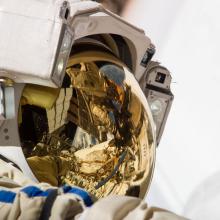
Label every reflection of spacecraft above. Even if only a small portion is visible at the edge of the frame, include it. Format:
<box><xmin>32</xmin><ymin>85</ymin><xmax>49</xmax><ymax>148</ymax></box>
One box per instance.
<box><xmin>0</xmin><ymin>0</ymin><xmax>173</xmax><ymax>199</ymax></box>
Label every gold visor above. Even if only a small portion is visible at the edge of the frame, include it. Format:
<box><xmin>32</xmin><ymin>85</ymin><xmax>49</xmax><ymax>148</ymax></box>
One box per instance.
<box><xmin>18</xmin><ymin>52</ymin><xmax>155</xmax><ymax>199</ymax></box>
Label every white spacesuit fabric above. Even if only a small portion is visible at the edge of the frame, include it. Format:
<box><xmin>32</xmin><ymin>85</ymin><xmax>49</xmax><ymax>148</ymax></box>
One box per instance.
<box><xmin>0</xmin><ymin>158</ymin><xmax>188</xmax><ymax>220</ymax></box>
<box><xmin>0</xmin><ymin>158</ymin><xmax>91</xmax><ymax>220</ymax></box>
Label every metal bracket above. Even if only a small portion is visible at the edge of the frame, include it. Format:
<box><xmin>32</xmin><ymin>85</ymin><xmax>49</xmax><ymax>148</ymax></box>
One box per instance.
<box><xmin>60</xmin><ymin>1</ymin><xmax>70</xmax><ymax>20</ymax></box>
<box><xmin>140</xmin><ymin>45</ymin><xmax>155</xmax><ymax>68</ymax></box>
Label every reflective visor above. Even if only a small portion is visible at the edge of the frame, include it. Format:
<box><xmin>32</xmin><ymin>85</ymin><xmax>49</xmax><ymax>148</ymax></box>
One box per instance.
<box><xmin>18</xmin><ymin>54</ymin><xmax>156</xmax><ymax>199</ymax></box>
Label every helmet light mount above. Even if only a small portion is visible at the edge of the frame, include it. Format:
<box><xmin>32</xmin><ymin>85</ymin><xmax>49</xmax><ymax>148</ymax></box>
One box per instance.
<box><xmin>139</xmin><ymin>61</ymin><xmax>174</xmax><ymax>145</ymax></box>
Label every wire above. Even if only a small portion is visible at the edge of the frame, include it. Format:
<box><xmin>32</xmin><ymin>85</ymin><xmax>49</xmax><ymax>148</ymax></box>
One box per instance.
<box><xmin>95</xmin><ymin>150</ymin><xmax>127</xmax><ymax>189</ymax></box>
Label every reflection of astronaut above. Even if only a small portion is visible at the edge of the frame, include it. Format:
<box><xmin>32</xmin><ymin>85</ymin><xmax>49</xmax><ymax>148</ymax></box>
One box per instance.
<box><xmin>14</xmin><ymin>56</ymin><xmax>154</xmax><ymax>199</ymax></box>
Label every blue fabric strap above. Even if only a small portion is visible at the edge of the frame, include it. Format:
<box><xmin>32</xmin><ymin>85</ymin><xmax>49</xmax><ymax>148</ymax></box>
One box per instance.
<box><xmin>63</xmin><ymin>185</ymin><xmax>93</xmax><ymax>207</ymax></box>
<box><xmin>0</xmin><ymin>190</ymin><xmax>16</xmax><ymax>203</ymax></box>
<box><xmin>21</xmin><ymin>186</ymin><xmax>50</xmax><ymax>197</ymax></box>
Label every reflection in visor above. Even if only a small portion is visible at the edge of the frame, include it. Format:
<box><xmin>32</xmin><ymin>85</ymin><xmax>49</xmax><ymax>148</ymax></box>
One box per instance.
<box><xmin>18</xmin><ymin>59</ymin><xmax>155</xmax><ymax>198</ymax></box>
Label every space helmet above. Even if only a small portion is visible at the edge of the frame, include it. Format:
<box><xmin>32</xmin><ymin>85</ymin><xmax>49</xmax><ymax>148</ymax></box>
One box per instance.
<box><xmin>0</xmin><ymin>0</ymin><xmax>156</xmax><ymax>199</ymax></box>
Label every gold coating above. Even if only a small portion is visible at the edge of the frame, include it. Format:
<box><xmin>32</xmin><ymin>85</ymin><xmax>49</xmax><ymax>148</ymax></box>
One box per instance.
<box><xmin>19</xmin><ymin>55</ymin><xmax>155</xmax><ymax>199</ymax></box>
<box><xmin>21</xmin><ymin>84</ymin><xmax>60</xmax><ymax>109</ymax></box>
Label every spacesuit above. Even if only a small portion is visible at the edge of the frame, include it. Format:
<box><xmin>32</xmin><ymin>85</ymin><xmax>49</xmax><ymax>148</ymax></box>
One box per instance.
<box><xmin>0</xmin><ymin>0</ymin><xmax>182</xmax><ymax>219</ymax></box>
<box><xmin>0</xmin><ymin>158</ymin><xmax>187</xmax><ymax>220</ymax></box>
